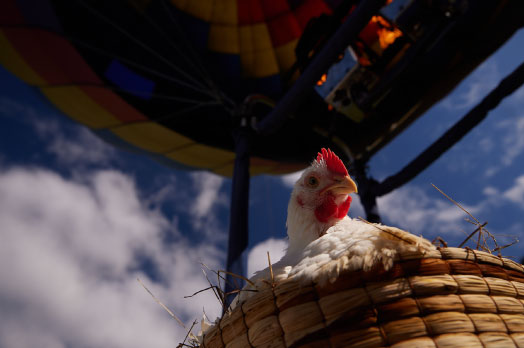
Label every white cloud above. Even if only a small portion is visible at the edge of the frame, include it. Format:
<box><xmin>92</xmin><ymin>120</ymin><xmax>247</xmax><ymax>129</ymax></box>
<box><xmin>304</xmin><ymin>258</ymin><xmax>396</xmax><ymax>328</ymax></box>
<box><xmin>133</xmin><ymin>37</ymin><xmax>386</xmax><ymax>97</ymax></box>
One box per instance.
<box><xmin>372</xmin><ymin>177</ymin><xmax>524</xmax><ymax>253</ymax></box>
<box><xmin>484</xmin><ymin>167</ymin><xmax>499</xmax><ymax>178</ymax></box>
<box><xmin>190</xmin><ymin>172</ymin><xmax>226</xmax><ymax>220</ymax></box>
<box><xmin>496</xmin><ymin>117</ymin><xmax>524</xmax><ymax>166</ymax></box>
<box><xmin>0</xmin><ymin>96</ymin><xmax>41</xmax><ymax>119</ymax></box>
<box><xmin>481</xmin><ymin>116</ymin><xmax>524</xmax><ymax>178</ymax></box>
<box><xmin>510</xmin><ymin>85</ymin><xmax>524</xmax><ymax>105</ymax></box>
<box><xmin>0</xmin><ymin>166</ymin><xmax>224</xmax><ymax>348</ymax></box>
<box><xmin>46</xmin><ymin>127</ymin><xmax>116</xmax><ymax>167</ymax></box>
<box><xmin>142</xmin><ymin>175</ymin><xmax>178</xmax><ymax>209</ymax></box>
<box><xmin>374</xmin><ymin>181</ymin><xmax>524</xmax><ymax>252</ymax></box>
<box><xmin>377</xmin><ymin>184</ymin><xmax>478</xmax><ymax>239</ymax></box>
<box><xmin>502</xmin><ymin>175</ymin><xmax>524</xmax><ymax>206</ymax></box>
<box><xmin>187</xmin><ymin>172</ymin><xmax>229</xmax><ymax>244</ymax></box>
<box><xmin>0</xmin><ymin>97</ymin><xmax>116</xmax><ymax>166</ymax></box>
<box><xmin>247</xmin><ymin>238</ymin><xmax>287</xmax><ymax>278</ymax></box>
<box><xmin>483</xmin><ymin>186</ymin><xmax>499</xmax><ymax>197</ymax></box>
<box><xmin>280</xmin><ymin>170</ymin><xmax>304</xmax><ymax>188</ymax></box>
<box><xmin>478</xmin><ymin>137</ymin><xmax>495</xmax><ymax>153</ymax></box>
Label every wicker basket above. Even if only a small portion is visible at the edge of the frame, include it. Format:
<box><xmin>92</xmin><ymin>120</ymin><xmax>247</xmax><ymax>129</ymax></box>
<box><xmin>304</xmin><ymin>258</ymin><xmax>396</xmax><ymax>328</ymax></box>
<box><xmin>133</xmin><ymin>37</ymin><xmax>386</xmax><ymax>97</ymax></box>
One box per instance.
<box><xmin>201</xmin><ymin>247</ymin><xmax>524</xmax><ymax>348</ymax></box>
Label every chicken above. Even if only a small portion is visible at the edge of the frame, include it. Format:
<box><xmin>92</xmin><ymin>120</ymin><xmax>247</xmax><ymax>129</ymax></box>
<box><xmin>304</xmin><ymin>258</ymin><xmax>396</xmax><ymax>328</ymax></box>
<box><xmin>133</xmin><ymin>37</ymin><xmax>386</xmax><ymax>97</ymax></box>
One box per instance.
<box><xmin>233</xmin><ymin>148</ymin><xmax>435</xmax><ymax>306</ymax></box>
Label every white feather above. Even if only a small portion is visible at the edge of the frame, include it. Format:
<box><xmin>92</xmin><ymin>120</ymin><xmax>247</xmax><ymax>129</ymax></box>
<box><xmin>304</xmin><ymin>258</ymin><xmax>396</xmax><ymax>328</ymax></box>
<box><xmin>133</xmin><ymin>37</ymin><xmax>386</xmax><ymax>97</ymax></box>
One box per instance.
<box><xmin>288</xmin><ymin>217</ymin><xmax>435</xmax><ymax>285</ymax></box>
<box><xmin>232</xmin><ymin>217</ymin><xmax>435</xmax><ymax>307</ymax></box>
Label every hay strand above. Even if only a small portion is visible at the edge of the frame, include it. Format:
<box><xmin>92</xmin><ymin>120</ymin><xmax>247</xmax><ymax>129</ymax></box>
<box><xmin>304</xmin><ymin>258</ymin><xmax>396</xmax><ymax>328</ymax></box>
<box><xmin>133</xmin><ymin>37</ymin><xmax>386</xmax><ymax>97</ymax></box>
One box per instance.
<box><xmin>137</xmin><ymin>278</ymin><xmax>185</xmax><ymax>329</ymax></box>
<box><xmin>431</xmin><ymin>184</ymin><xmax>519</xmax><ymax>255</ymax></box>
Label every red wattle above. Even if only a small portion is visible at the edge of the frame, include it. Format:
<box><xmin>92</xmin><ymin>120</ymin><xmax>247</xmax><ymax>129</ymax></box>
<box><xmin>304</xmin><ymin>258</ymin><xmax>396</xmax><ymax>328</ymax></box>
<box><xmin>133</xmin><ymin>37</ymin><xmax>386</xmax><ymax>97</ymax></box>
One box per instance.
<box><xmin>315</xmin><ymin>196</ymin><xmax>351</xmax><ymax>223</ymax></box>
<box><xmin>314</xmin><ymin>197</ymin><xmax>337</xmax><ymax>223</ymax></box>
<box><xmin>336</xmin><ymin>196</ymin><xmax>351</xmax><ymax>218</ymax></box>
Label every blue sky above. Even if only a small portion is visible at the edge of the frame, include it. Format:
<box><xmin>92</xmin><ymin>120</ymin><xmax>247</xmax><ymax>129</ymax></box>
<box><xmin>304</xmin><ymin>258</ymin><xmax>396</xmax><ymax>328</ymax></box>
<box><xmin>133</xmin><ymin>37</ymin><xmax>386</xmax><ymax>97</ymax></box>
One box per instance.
<box><xmin>1</xmin><ymin>29</ymin><xmax>524</xmax><ymax>347</ymax></box>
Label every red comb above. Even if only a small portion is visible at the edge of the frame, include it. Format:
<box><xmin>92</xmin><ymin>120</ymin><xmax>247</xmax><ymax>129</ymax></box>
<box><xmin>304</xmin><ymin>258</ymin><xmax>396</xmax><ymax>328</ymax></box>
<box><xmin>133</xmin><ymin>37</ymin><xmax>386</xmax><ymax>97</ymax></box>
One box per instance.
<box><xmin>316</xmin><ymin>148</ymin><xmax>348</xmax><ymax>176</ymax></box>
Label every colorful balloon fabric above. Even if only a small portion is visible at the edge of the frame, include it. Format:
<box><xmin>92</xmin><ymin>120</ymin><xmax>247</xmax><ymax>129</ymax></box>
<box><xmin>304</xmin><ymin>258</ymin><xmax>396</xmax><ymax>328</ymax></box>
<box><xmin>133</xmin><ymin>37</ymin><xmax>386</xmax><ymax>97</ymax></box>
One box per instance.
<box><xmin>0</xmin><ymin>0</ymin><xmax>339</xmax><ymax>175</ymax></box>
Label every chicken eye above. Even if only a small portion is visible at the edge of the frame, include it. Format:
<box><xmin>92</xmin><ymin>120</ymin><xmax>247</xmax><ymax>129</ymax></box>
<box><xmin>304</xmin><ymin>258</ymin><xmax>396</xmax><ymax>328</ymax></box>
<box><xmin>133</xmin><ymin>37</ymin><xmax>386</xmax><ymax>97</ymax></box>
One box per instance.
<box><xmin>307</xmin><ymin>176</ymin><xmax>319</xmax><ymax>188</ymax></box>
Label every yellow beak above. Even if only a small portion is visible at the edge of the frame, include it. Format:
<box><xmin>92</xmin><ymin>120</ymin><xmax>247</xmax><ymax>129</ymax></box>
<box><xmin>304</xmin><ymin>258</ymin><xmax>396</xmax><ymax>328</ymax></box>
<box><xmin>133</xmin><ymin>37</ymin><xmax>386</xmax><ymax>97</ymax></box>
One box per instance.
<box><xmin>324</xmin><ymin>175</ymin><xmax>358</xmax><ymax>195</ymax></box>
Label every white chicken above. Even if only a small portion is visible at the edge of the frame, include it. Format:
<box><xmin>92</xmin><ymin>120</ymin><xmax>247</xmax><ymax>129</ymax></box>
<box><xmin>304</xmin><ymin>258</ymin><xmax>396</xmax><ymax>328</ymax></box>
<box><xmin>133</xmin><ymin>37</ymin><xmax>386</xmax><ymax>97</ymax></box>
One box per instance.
<box><xmin>233</xmin><ymin>148</ymin><xmax>435</xmax><ymax>306</ymax></box>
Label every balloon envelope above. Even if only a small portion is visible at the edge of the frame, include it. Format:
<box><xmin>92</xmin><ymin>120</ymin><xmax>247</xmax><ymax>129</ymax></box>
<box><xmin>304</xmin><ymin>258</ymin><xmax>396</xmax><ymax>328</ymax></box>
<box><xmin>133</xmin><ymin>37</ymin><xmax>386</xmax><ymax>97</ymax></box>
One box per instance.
<box><xmin>1</xmin><ymin>0</ymin><xmax>523</xmax><ymax>175</ymax></box>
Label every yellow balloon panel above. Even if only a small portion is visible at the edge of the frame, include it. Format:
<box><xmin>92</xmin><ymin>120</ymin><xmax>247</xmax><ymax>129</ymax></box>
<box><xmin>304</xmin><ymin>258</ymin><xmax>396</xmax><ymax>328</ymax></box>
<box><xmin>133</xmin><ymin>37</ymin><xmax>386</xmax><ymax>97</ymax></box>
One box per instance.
<box><xmin>212</xmin><ymin>163</ymin><xmax>234</xmax><ymax>176</ymax></box>
<box><xmin>267</xmin><ymin>163</ymin><xmax>306</xmax><ymax>175</ymax></box>
<box><xmin>111</xmin><ymin>122</ymin><xmax>193</xmax><ymax>153</ymax></box>
<box><xmin>0</xmin><ymin>31</ymin><xmax>45</xmax><ymax>85</ymax></box>
<box><xmin>252</xmin><ymin>48</ymin><xmax>279</xmax><ymax>78</ymax></box>
<box><xmin>274</xmin><ymin>39</ymin><xmax>298</xmax><ymax>73</ymax></box>
<box><xmin>169</xmin><ymin>0</ymin><xmax>188</xmax><ymax>10</ymax></box>
<box><xmin>208</xmin><ymin>24</ymin><xmax>240</xmax><ymax>54</ymax></box>
<box><xmin>250</xmin><ymin>157</ymin><xmax>280</xmax><ymax>175</ymax></box>
<box><xmin>239</xmin><ymin>26</ymin><xmax>255</xmax><ymax>77</ymax></box>
<box><xmin>167</xmin><ymin>143</ymin><xmax>236</xmax><ymax>169</ymax></box>
<box><xmin>239</xmin><ymin>23</ymin><xmax>279</xmax><ymax>77</ymax></box>
<box><xmin>211</xmin><ymin>0</ymin><xmax>237</xmax><ymax>25</ymax></box>
<box><xmin>250</xmin><ymin>23</ymin><xmax>273</xmax><ymax>50</ymax></box>
<box><xmin>41</xmin><ymin>86</ymin><xmax>121</xmax><ymax>128</ymax></box>
<box><xmin>211</xmin><ymin>157</ymin><xmax>302</xmax><ymax>177</ymax></box>
<box><xmin>180</xmin><ymin>0</ymin><xmax>214</xmax><ymax>22</ymax></box>
<box><xmin>239</xmin><ymin>25</ymin><xmax>254</xmax><ymax>53</ymax></box>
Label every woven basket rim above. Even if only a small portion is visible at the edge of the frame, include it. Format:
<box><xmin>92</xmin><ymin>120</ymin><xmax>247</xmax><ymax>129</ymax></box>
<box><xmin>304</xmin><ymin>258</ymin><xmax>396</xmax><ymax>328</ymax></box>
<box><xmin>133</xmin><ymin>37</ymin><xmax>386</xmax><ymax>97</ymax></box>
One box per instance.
<box><xmin>202</xmin><ymin>247</ymin><xmax>524</xmax><ymax>348</ymax></box>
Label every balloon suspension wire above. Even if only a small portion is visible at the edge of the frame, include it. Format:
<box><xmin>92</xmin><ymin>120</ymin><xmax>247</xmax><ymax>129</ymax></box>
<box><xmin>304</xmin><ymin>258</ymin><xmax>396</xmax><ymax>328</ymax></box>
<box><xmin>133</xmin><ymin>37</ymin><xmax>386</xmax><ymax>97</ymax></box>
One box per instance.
<box><xmin>153</xmin><ymin>102</ymin><xmax>224</xmax><ymax>122</ymax></box>
<box><xmin>156</xmin><ymin>0</ymin><xmax>215</xmax><ymax>85</ymax></box>
<box><xmin>157</xmin><ymin>0</ymin><xmax>237</xmax><ymax>112</ymax></box>
<box><xmin>136</xmin><ymin>2</ymin><xmax>212</xmax><ymax>84</ymax></box>
<box><xmin>36</xmin><ymin>76</ymin><xmax>221</xmax><ymax>106</ymax></box>
<box><xmin>70</xmin><ymin>38</ymin><xmax>216</xmax><ymax>102</ymax></box>
<box><xmin>74</xmin><ymin>0</ymin><xmax>220</xmax><ymax>102</ymax></box>
<box><xmin>100</xmin><ymin>84</ymin><xmax>222</xmax><ymax>104</ymax></box>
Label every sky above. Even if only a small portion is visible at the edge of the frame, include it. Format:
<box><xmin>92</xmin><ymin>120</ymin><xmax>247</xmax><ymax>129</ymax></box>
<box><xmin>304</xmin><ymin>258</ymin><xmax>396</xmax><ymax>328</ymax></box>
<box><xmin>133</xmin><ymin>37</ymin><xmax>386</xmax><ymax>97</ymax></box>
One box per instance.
<box><xmin>1</xmin><ymin>27</ymin><xmax>524</xmax><ymax>348</ymax></box>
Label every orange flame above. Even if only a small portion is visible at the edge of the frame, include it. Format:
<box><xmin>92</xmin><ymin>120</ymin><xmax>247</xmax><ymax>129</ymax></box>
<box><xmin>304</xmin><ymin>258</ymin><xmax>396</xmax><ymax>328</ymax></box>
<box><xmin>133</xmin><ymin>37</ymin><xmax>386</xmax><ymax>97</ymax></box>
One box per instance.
<box><xmin>317</xmin><ymin>73</ymin><xmax>327</xmax><ymax>86</ymax></box>
<box><xmin>370</xmin><ymin>15</ymin><xmax>402</xmax><ymax>50</ymax></box>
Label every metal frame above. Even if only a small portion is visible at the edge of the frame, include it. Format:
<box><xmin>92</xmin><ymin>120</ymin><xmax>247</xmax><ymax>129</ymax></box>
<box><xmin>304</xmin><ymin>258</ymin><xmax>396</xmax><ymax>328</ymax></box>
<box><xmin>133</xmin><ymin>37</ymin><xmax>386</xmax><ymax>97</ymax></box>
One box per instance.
<box><xmin>224</xmin><ymin>0</ymin><xmax>524</xmax><ymax>305</ymax></box>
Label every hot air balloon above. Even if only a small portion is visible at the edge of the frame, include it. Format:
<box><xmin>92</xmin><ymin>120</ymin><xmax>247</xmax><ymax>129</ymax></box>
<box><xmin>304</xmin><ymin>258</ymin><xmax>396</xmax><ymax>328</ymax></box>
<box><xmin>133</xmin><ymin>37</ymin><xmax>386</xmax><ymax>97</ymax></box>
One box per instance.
<box><xmin>2</xmin><ymin>0</ymin><xmax>524</xmax><ymax>292</ymax></box>
<box><xmin>2</xmin><ymin>0</ymin><xmax>520</xmax><ymax>172</ymax></box>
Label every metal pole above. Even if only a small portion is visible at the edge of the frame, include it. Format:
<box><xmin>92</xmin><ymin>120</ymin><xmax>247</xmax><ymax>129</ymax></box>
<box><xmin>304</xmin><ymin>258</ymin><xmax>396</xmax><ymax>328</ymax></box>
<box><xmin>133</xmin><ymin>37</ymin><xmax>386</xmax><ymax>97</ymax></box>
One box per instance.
<box><xmin>224</xmin><ymin>126</ymin><xmax>250</xmax><ymax>309</ymax></box>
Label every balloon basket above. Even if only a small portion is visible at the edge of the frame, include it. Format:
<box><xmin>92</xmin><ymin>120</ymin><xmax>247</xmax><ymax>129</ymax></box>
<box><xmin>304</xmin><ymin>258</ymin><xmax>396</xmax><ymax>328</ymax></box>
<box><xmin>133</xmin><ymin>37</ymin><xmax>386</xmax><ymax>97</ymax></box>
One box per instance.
<box><xmin>200</xmin><ymin>248</ymin><xmax>524</xmax><ymax>348</ymax></box>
